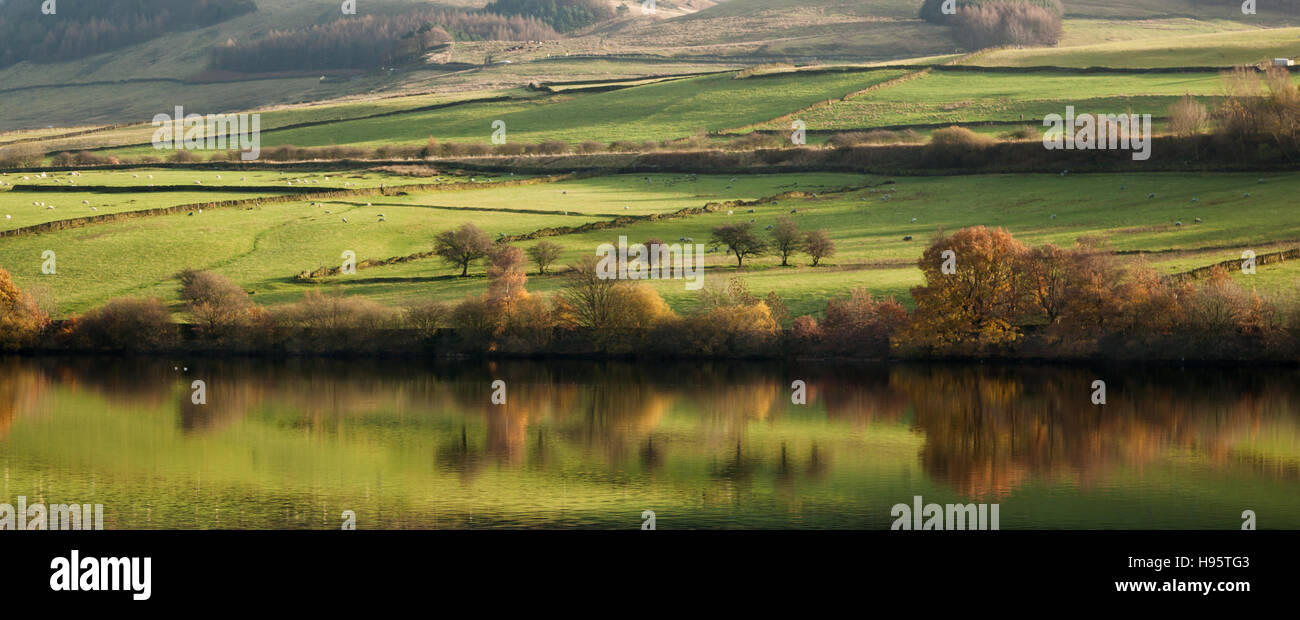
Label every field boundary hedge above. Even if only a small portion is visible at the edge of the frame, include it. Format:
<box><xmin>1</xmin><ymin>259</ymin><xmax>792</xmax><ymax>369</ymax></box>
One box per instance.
<box><xmin>1170</xmin><ymin>247</ymin><xmax>1300</xmax><ymax>282</ymax></box>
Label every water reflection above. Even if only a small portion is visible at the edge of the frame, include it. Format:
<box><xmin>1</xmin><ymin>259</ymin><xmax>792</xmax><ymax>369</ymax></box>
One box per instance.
<box><xmin>0</xmin><ymin>356</ymin><xmax>1297</xmax><ymax>529</ymax></box>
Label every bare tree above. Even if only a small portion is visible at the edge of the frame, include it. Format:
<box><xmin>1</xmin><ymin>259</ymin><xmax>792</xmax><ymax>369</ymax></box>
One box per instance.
<box><xmin>804</xmin><ymin>229</ymin><xmax>836</xmax><ymax>266</ymax></box>
<box><xmin>711</xmin><ymin>222</ymin><xmax>767</xmax><ymax>269</ymax></box>
<box><xmin>434</xmin><ymin>223</ymin><xmax>493</xmax><ymax>277</ymax></box>
<box><xmin>526</xmin><ymin>240</ymin><xmax>563</xmax><ymax>275</ymax></box>
<box><xmin>770</xmin><ymin>217</ymin><xmax>802</xmax><ymax>266</ymax></box>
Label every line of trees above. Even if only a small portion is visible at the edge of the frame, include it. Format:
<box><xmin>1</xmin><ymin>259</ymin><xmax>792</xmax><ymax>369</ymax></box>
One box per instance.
<box><xmin>208</xmin><ymin>9</ymin><xmax>558</xmax><ymax>73</ymax></box>
<box><xmin>0</xmin><ymin>0</ymin><xmax>256</xmax><ymax>69</ymax></box>
<box><xmin>2</xmin><ymin>220</ymin><xmax>1298</xmax><ymax>361</ymax></box>
<box><xmin>481</xmin><ymin>0</ymin><xmax>615</xmax><ymax>33</ymax></box>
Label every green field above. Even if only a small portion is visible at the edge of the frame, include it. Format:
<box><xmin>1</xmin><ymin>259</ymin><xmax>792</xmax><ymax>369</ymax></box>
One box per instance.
<box><xmin>780</xmin><ymin>70</ymin><xmax>1266</xmax><ymax>130</ymax></box>
<box><xmin>2</xmin><ymin>169</ymin><xmax>1293</xmax><ymax>320</ymax></box>
<box><xmin>973</xmin><ymin>27</ymin><xmax>1300</xmax><ymax>69</ymax></box>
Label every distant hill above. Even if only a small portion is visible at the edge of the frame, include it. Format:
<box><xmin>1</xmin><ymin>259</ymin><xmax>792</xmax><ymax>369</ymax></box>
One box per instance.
<box><xmin>0</xmin><ymin>0</ymin><xmax>257</xmax><ymax>69</ymax></box>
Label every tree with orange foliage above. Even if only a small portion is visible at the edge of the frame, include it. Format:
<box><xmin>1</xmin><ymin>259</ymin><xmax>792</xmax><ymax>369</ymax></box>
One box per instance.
<box><xmin>821</xmin><ymin>287</ymin><xmax>907</xmax><ymax>357</ymax></box>
<box><xmin>901</xmin><ymin>226</ymin><xmax>1027</xmax><ymax>356</ymax></box>
<box><xmin>0</xmin><ymin>267</ymin><xmax>50</xmax><ymax>350</ymax></box>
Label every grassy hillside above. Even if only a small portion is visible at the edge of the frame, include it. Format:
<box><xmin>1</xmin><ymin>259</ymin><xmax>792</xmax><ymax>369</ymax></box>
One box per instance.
<box><xmin>2</xmin><ymin>169</ymin><xmax>1292</xmax><ymax>320</ymax></box>
<box><xmin>7</xmin><ymin>0</ymin><xmax>1294</xmax><ymax>134</ymax></box>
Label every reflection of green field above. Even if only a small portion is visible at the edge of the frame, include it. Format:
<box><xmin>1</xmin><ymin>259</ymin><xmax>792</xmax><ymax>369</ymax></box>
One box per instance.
<box><xmin>2</xmin><ymin>361</ymin><xmax>1298</xmax><ymax>529</ymax></box>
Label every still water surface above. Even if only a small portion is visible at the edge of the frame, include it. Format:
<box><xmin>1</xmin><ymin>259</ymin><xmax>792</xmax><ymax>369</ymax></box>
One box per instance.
<box><xmin>1</xmin><ymin>356</ymin><xmax>1297</xmax><ymax>529</ymax></box>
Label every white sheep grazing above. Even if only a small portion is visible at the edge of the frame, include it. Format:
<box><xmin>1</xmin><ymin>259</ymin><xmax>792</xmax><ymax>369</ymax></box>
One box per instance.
<box><xmin>4</xmin><ymin>215</ymin><xmax>10</xmax><ymax>220</ymax></box>
<box><xmin>91</xmin><ymin>207</ymin><xmax>97</xmax><ymax>211</ymax></box>
<box><xmin>82</xmin><ymin>200</ymin><xmax>90</xmax><ymax>205</ymax></box>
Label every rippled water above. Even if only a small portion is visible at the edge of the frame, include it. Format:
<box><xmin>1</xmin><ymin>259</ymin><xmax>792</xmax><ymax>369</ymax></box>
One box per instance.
<box><xmin>1</xmin><ymin>356</ymin><xmax>1297</xmax><ymax>529</ymax></box>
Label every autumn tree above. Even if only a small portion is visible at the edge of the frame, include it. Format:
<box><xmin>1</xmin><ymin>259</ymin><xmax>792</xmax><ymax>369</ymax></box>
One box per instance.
<box><xmin>711</xmin><ymin>222</ymin><xmax>767</xmax><ymax>269</ymax></box>
<box><xmin>435</xmin><ymin>223</ymin><xmax>493</xmax><ymax>277</ymax></box>
<box><xmin>900</xmin><ymin>226</ymin><xmax>1028</xmax><ymax>355</ymax></box>
<box><xmin>821</xmin><ymin>288</ymin><xmax>908</xmax><ymax>357</ymax></box>
<box><xmin>0</xmin><ymin>267</ymin><xmax>50</xmax><ymax>350</ymax></box>
<box><xmin>176</xmin><ymin>269</ymin><xmax>265</xmax><ymax>343</ymax></box>
<box><xmin>557</xmin><ymin>255</ymin><xmax>620</xmax><ymax>330</ymax></box>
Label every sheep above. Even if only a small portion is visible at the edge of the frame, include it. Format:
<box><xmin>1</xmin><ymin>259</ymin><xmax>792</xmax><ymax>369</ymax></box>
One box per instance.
<box><xmin>1147</xmin><ymin>193</ymin><xmax>1156</xmax><ymax>199</ymax></box>
<box><xmin>1191</xmin><ymin>197</ymin><xmax>1198</xmax><ymax>202</ymax></box>
<box><xmin>90</xmin><ymin>207</ymin><xmax>97</xmax><ymax>211</ymax></box>
<box><xmin>1243</xmin><ymin>193</ymin><xmax>1251</xmax><ymax>198</ymax></box>
<box><xmin>378</xmin><ymin>218</ymin><xmax>386</xmax><ymax>223</ymax></box>
<box><xmin>342</xmin><ymin>218</ymin><xmax>348</xmax><ymax>223</ymax></box>
<box><xmin>1194</xmin><ymin>218</ymin><xmax>1202</xmax><ymax>223</ymax></box>
<box><xmin>903</xmin><ymin>235</ymin><xmax>913</xmax><ymax>241</ymax></box>
<box><xmin>324</xmin><ymin>210</ymin><xmax>332</xmax><ymax>214</ymax></box>
<box><xmin>910</xmin><ymin>217</ymin><xmax>917</xmax><ymax>223</ymax></box>
<box><xmin>4</xmin><ymin>215</ymin><xmax>9</xmax><ymax>220</ymax></box>
<box><xmin>188</xmin><ymin>212</ymin><xmax>194</xmax><ymax>217</ymax></box>
<box><xmin>625</xmin><ymin>205</ymin><xmax>630</xmax><ymax>210</ymax></box>
<box><xmin>750</xmin><ymin>218</ymin><xmax>756</xmax><ymax>223</ymax></box>
<box><xmin>1050</xmin><ymin>214</ymin><xmax>1056</xmax><ymax>219</ymax></box>
<box><xmin>1258</xmin><ymin>178</ymin><xmax>1265</xmax><ymax>184</ymax></box>
<box><xmin>765</xmin><ymin>224</ymin><xmax>774</xmax><ymax>230</ymax></box>
<box><xmin>790</xmin><ymin>209</ymin><xmax>797</xmax><ymax>214</ymax></box>
<box><xmin>747</xmin><ymin>208</ymin><xmax>755</xmax><ymax>213</ymax></box>
<box><xmin>727</xmin><ymin>210</ymin><xmax>734</xmax><ymax>215</ymax></box>
<box><xmin>82</xmin><ymin>200</ymin><xmax>90</xmax><ymax>205</ymax></box>
<box><xmin>1174</xmin><ymin>221</ymin><xmax>1182</xmax><ymax>226</ymax></box>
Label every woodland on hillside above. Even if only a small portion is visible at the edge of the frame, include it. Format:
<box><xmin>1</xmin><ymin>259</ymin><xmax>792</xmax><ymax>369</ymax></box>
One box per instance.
<box><xmin>0</xmin><ymin>0</ymin><xmax>257</xmax><ymax>68</ymax></box>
